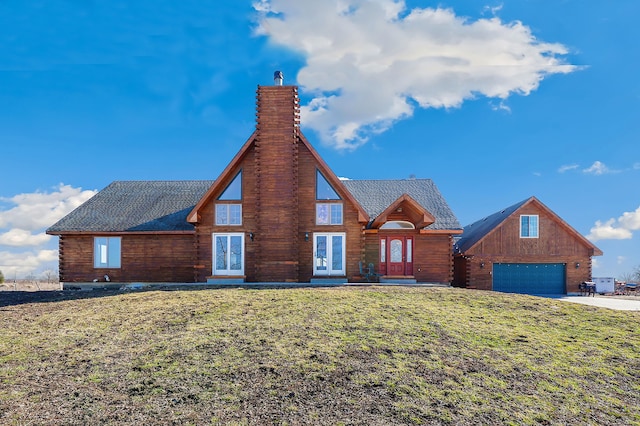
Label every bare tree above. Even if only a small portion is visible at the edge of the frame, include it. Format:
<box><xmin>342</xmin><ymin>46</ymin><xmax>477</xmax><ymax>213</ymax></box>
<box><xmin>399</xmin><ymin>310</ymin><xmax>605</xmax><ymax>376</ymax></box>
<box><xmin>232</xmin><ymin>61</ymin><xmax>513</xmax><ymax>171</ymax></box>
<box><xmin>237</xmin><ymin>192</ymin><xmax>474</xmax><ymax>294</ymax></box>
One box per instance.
<box><xmin>618</xmin><ymin>271</ymin><xmax>636</xmax><ymax>283</ymax></box>
<box><xmin>620</xmin><ymin>265</ymin><xmax>640</xmax><ymax>283</ymax></box>
<box><xmin>42</xmin><ymin>269</ymin><xmax>58</xmax><ymax>284</ymax></box>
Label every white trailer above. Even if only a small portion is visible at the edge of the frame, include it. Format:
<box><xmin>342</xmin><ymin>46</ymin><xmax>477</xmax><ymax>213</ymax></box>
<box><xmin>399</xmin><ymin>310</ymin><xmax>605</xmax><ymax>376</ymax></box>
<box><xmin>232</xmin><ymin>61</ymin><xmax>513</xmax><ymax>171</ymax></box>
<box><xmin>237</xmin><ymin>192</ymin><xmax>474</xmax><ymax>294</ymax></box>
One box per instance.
<box><xmin>592</xmin><ymin>277</ymin><xmax>615</xmax><ymax>294</ymax></box>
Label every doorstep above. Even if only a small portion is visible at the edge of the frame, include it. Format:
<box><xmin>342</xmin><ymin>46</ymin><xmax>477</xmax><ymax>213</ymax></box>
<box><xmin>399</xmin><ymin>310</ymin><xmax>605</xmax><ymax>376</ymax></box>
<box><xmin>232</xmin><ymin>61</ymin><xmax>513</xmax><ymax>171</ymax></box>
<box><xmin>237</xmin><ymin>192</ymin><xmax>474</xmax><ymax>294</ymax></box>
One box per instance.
<box><xmin>206</xmin><ymin>276</ymin><xmax>246</xmax><ymax>284</ymax></box>
<box><xmin>379</xmin><ymin>276</ymin><xmax>417</xmax><ymax>284</ymax></box>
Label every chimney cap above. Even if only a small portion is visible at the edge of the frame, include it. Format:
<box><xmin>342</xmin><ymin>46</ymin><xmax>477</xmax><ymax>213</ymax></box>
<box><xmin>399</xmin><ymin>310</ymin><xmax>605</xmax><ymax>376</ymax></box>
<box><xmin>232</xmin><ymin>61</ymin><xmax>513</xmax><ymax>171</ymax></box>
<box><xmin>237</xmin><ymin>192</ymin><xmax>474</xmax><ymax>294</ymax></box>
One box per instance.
<box><xmin>274</xmin><ymin>70</ymin><xmax>284</xmax><ymax>85</ymax></box>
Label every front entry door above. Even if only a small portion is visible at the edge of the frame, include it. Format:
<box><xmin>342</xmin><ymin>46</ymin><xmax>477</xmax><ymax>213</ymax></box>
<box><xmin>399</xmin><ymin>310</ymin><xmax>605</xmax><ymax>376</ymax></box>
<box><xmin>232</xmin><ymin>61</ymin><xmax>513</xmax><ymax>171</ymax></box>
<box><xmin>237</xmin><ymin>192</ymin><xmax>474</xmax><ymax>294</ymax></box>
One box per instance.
<box><xmin>313</xmin><ymin>233</ymin><xmax>346</xmax><ymax>276</ymax></box>
<box><xmin>380</xmin><ymin>235</ymin><xmax>413</xmax><ymax>276</ymax></box>
<box><xmin>212</xmin><ymin>233</ymin><xmax>244</xmax><ymax>276</ymax></box>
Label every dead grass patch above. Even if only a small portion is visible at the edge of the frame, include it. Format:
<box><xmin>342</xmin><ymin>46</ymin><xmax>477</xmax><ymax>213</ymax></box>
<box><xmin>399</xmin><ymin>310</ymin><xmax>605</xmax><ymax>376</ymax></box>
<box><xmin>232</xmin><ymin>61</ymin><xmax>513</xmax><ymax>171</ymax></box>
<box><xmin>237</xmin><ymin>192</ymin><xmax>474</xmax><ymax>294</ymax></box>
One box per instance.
<box><xmin>1</xmin><ymin>287</ymin><xmax>638</xmax><ymax>425</ymax></box>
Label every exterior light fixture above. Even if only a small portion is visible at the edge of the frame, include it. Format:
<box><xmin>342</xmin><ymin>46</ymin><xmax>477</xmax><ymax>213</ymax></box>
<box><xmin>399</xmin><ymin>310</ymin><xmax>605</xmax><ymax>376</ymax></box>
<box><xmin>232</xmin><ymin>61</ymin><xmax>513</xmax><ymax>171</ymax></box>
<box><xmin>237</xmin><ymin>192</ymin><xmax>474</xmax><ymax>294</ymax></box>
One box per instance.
<box><xmin>575</xmin><ymin>262</ymin><xmax>580</xmax><ymax>268</ymax></box>
<box><xmin>249</xmin><ymin>232</ymin><xmax>254</xmax><ymax>241</ymax></box>
<box><xmin>305</xmin><ymin>232</ymin><xmax>309</xmax><ymax>242</ymax></box>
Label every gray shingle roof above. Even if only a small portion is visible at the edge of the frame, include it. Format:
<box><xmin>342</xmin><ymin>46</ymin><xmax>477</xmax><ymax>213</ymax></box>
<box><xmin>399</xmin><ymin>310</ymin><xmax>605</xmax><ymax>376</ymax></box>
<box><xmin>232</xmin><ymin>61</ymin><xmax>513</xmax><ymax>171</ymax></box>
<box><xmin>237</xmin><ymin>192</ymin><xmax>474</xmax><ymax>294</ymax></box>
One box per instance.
<box><xmin>342</xmin><ymin>179</ymin><xmax>461</xmax><ymax>230</ymax></box>
<box><xmin>454</xmin><ymin>197</ymin><xmax>530</xmax><ymax>253</ymax></box>
<box><xmin>48</xmin><ymin>178</ymin><xmax>461</xmax><ymax>233</ymax></box>
<box><xmin>47</xmin><ymin>181</ymin><xmax>214</xmax><ymax>233</ymax></box>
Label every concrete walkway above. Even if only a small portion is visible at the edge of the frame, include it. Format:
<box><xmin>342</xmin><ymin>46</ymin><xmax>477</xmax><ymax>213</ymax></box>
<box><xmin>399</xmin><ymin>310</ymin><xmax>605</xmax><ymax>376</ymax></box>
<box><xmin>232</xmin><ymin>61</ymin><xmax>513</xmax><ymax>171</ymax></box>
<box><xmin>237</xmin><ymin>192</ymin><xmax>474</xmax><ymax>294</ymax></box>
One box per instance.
<box><xmin>551</xmin><ymin>295</ymin><xmax>640</xmax><ymax>311</ymax></box>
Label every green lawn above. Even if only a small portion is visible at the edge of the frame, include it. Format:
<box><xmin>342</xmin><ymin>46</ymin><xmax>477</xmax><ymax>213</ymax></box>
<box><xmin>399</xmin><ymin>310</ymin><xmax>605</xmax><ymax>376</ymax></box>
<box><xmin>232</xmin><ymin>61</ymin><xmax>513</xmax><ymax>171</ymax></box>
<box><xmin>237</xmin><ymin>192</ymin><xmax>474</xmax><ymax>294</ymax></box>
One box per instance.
<box><xmin>1</xmin><ymin>287</ymin><xmax>638</xmax><ymax>425</ymax></box>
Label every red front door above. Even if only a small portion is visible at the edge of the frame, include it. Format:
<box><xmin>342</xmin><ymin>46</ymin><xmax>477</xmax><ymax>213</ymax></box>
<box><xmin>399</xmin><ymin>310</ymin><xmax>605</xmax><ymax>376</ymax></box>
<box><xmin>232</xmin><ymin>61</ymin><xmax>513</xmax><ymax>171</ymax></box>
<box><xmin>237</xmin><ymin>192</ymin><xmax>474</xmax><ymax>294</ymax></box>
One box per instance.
<box><xmin>380</xmin><ymin>235</ymin><xmax>413</xmax><ymax>276</ymax></box>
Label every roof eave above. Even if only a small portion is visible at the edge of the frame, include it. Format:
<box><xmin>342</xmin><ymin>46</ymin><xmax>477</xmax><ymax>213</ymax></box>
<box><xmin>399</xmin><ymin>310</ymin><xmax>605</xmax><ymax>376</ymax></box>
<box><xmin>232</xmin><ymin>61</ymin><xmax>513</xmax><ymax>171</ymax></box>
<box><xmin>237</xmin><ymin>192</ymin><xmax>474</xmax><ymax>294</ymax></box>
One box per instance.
<box><xmin>298</xmin><ymin>132</ymin><xmax>370</xmax><ymax>224</ymax></box>
<box><xmin>187</xmin><ymin>131</ymin><xmax>257</xmax><ymax>223</ymax></box>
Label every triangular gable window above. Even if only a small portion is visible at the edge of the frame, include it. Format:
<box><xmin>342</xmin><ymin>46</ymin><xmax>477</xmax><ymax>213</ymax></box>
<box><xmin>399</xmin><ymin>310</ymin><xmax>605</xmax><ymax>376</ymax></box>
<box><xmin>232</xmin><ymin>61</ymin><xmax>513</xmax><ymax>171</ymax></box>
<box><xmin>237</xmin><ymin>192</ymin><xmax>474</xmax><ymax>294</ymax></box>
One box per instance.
<box><xmin>316</xmin><ymin>170</ymin><xmax>341</xmax><ymax>200</ymax></box>
<box><xmin>218</xmin><ymin>171</ymin><xmax>242</xmax><ymax>200</ymax></box>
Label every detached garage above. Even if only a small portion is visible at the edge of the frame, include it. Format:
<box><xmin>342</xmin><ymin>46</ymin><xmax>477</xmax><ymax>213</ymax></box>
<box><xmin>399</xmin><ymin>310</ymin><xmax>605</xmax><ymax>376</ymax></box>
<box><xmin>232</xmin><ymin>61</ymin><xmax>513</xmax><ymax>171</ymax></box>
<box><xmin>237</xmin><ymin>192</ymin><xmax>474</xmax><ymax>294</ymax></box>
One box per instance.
<box><xmin>453</xmin><ymin>197</ymin><xmax>602</xmax><ymax>295</ymax></box>
<box><xmin>492</xmin><ymin>263</ymin><xmax>565</xmax><ymax>295</ymax></box>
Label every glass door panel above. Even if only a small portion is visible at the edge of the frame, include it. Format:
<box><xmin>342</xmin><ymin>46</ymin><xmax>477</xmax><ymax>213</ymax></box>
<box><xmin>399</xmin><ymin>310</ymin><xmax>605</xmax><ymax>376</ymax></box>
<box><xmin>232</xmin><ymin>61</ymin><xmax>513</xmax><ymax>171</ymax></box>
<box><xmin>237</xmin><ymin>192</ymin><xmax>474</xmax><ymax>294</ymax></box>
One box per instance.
<box><xmin>315</xmin><ymin>235</ymin><xmax>328</xmax><ymax>272</ymax></box>
<box><xmin>314</xmin><ymin>233</ymin><xmax>345</xmax><ymax>276</ymax></box>
<box><xmin>213</xmin><ymin>233</ymin><xmax>244</xmax><ymax>276</ymax></box>
<box><xmin>331</xmin><ymin>235</ymin><xmax>343</xmax><ymax>271</ymax></box>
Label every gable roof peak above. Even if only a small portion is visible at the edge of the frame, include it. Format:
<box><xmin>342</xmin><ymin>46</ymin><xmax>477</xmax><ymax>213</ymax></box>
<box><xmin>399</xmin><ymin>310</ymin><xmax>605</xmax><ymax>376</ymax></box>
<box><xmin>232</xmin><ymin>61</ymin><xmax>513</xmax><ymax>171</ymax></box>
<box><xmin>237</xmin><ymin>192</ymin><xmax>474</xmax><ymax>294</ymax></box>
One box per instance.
<box><xmin>455</xmin><ymin>195</ymin><xmax>602</xmax><ymax>256</ymax></box>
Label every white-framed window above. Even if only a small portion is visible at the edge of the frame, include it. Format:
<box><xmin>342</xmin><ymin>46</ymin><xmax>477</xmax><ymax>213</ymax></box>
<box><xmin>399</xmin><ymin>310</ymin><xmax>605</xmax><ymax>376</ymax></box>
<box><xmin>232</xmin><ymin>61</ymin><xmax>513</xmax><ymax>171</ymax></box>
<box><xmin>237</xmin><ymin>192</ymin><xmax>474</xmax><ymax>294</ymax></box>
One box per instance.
<box><xmin>216</xmin><ymin>204</ymin><xmax>242</xmax><ymax>225</ymax></box>
<box><xmin>94</xmin><ymin>237</ymin><xmax>121</xmax><ymax>268</ymax></box>
<box><xmin>316</xmin><ymin>203</ymin><xmax>343</xmax><ymax>225</ymax></box>
<box><xmin>520</xmin><ymin>215</ymin><xmax>539</xmax><ymax>238</ymax></box>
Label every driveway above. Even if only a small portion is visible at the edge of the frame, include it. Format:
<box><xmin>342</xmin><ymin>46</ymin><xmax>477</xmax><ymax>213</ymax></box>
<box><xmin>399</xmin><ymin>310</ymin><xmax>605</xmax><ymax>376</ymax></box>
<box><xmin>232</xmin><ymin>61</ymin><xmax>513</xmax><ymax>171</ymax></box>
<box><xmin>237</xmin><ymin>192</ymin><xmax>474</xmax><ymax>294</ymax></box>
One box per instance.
<box><xmin>551</xmin><ymin>295</ymin><xmax>640</xmax><ymax>311</ymax></box>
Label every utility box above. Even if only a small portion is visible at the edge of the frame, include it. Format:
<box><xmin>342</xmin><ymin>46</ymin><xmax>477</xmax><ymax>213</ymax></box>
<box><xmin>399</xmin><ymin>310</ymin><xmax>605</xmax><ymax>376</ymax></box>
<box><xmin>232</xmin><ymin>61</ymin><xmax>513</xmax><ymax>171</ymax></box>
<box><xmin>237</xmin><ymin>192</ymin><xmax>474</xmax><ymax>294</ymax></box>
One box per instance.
<box><xmin>592</xmin><ymin>277</ymin><xmax>615</xmax><ymax>294</ymax></box>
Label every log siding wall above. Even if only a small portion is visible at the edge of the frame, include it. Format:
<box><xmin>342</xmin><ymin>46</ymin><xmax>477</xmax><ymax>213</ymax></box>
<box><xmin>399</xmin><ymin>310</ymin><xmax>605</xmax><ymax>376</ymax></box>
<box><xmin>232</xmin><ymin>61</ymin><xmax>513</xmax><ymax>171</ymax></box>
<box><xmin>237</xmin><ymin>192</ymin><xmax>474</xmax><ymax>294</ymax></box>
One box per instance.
<box><xmin>455</xmin><ymin>204</ymin><xmax>595</xmax><ymax>293</ymax></box>
<box><xmin>58</xmin><ymin>233</ymin><xmax>196</xmax><ymax>283</ymax></box>
<box><xmin>194</xmin><ymin>85</ymin><xmax>364</xmax><ymax>282</ymax></box>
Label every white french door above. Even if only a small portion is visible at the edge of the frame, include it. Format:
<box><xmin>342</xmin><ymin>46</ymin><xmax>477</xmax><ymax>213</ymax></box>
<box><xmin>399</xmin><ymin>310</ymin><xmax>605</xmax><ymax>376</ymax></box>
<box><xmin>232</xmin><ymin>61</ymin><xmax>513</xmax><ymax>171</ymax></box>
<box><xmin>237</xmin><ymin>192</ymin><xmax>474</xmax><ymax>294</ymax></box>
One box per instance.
<box><xmin>313</xmin><ymin>233</ymin><xmax>346</xmax><ymax>276</ymax></box>
<box><xmin>212</xmin><ymin>233</ymin><xmax>244</xmax><ymax>276</ymax></box>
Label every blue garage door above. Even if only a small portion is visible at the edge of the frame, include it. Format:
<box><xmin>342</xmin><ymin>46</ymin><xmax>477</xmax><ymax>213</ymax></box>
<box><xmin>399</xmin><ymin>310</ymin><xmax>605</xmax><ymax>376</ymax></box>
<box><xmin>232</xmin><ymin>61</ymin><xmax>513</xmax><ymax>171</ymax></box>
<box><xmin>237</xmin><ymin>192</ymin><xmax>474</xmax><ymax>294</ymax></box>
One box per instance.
<box><xmin>493</xmin><ymin>263</ymin><xmax>566</xmax><ymax>295</ymax></box>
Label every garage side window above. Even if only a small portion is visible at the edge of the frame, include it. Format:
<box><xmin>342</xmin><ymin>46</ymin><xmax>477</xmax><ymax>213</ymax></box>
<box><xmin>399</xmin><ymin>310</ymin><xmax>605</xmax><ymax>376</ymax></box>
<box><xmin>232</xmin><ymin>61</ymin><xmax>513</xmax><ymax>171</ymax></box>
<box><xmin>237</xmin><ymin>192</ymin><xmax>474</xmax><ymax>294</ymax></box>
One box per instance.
<box><xmin>94</xmin><ymin>237</ymin><xmax>121</xmax><ymax>268</ymax></box>
<box><xmin>520</xmin><ymin>215</ymin><xmax>539</xmax><ymax>238</ymax></box>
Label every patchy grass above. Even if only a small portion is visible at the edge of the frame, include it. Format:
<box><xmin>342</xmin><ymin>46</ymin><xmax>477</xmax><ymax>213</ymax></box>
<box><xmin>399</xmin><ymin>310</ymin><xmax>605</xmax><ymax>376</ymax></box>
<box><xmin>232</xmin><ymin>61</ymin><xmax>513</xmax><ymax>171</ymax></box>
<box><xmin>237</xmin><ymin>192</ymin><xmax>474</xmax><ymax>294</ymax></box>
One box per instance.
<box><xmin>0</xmin><ymin>287</ymin><xmax>638</xmax><ymax>425</ymax></box>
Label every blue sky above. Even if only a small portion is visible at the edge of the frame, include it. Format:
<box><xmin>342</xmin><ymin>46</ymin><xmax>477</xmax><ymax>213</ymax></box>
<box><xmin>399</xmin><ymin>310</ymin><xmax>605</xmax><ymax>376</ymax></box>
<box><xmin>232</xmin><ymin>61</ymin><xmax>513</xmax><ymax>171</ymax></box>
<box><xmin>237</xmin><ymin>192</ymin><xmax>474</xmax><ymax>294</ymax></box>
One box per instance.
<box><xmin>1</xmin><ymin>0</ymin><xmax>638</xmax><ymax>280</ymax></box>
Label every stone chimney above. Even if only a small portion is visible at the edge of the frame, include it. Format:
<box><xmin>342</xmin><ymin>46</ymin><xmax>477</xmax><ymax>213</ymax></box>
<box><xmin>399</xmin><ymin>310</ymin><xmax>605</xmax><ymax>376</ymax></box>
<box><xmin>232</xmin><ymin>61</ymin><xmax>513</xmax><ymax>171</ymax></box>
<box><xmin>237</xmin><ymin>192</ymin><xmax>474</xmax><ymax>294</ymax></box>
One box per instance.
<box><xmin>253</xmin><ymin>77</ymin><xmax>301</xmax><ymax>281</ymax></box>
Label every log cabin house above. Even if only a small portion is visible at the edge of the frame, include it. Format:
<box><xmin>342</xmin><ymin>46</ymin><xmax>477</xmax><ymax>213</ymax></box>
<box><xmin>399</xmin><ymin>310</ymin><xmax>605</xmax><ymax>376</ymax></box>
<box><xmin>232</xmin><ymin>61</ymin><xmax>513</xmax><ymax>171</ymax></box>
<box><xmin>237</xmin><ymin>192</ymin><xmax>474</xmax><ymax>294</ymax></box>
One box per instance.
<box><xmin>453</xmin><ymin>196</ymin><xmax>603</xmax><ymax>294</ymax></box>
<box><xmin>47</xmin><ymin>79</ymin><xmax>464</xmax><ymax>287</ymax></box>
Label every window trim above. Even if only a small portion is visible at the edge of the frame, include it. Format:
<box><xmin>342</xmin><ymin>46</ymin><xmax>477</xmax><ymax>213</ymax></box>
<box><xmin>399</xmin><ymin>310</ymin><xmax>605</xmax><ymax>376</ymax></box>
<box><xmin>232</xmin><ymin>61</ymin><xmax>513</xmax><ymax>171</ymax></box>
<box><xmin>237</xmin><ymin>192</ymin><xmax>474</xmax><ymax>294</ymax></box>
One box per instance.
<box><xmin>94</xmin><ymin>237</ymin><xmax>121</xmax><ymax>268</ymax></box>
<box><xmin>316</xmin><ymin>169</ymin><xmax>341</xmax><ymax>200</ymax></box>
<box><xmin>316</xmin><ymin>203</ymin><xmax>343</xmax><ymax>225</ymax></box>
<box><xmin>215</xmin><ymin>203</ymin><xmax>242</xmax><ymax>226</ymax></box>
<box><xmin>212</xmin><ymin>232</ymin><xmax>245</xmax><ymax>276</ymax></box>
<box><xmin>313</xmin><ymin>232</ymin><xmax>346</xmax><ymax>276</ymax></box>
<box><xmin>218</xmin><ymin>170</ymin><xmax>242</xmax><ymax>201</ymax></box>
<box><xmin>520</xmin><ymin>215</ymin><xmax>539</xmax><ymax>238</ymax></box>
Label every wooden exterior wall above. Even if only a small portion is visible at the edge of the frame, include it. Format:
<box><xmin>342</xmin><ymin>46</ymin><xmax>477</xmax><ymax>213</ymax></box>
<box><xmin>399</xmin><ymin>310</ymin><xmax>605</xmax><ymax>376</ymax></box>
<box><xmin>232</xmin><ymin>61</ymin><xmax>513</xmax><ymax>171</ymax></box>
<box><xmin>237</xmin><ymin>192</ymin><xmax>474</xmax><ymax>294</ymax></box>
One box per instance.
<box><xmin>362</xmin><ymin>230</ymin><xmax>454</xmax><ymax>284</ymax></box>
<box><xmin>414</xmin><ymin>233</ymin><xmax>455</xmax><ymax>283</ymax></box>
<box><xmin>58</xmin><ymin>233</ymin><xmax>196</xmax><ymax>284</ymax></box>
<box><xmin>254</xmin><ymin>86</ymin><xmax>300</xmax><ymax>281</ymax></box>
<box><xmin>454</xmin><ymin>203</ymin><xmax>595</xmax><ymax>293</ymax></box>
<box><xmin>54</xmin><ymin>84</ymin><xmax>460</xmax><ymax>285</ymax></box>
<box><xmin>194</xmin><ymin>85</ymin><xmax>364</xmax><ymax>282</ymax></box>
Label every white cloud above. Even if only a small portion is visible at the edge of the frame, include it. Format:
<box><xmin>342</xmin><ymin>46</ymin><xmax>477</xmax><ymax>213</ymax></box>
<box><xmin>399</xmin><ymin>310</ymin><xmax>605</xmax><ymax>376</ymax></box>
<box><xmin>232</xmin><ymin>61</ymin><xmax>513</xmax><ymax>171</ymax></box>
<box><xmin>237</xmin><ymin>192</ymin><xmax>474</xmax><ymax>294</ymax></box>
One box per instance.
<box><xmin>483</xmin><ymin>4</ymin><xmax>503</xmax><ymax>16</ymax></box>
<box><xmin>617</xmin><ymin>256</ymin><xmax>626</xmax><ymax>265</ymax></box>
<box><xmin>254</xmin><ymin>0</ymin><xmax>577</xmax><ymax>149</ymax></box>
<box><xmin>490</xmin><ymin>100</ymin><xmax>511</xmax><ymax>113</ymax></box>
<box><xmin>0</xmin><ymin>184</ymin><xmax>96</xmax><ymax>232</ymax></box>
<box><xmin>583</xmin><ymin>161</ymin><xmax>610</xmax><ymax>175</ymax></box>
<box><xmin>619</xmin><ymin>206</ymin><xmax>640</xmax><ymax>231</ymax></box>
<box><xmin>587</xmin><ymin>206</ymin><xmax>640</xmax><ymax>242</ymax></box>
<box><xmin>0</xmin><ymin>184</ymin><xmax>96</xmax><ymax>277</ymax></box>
<box><xmin>587</xmin><ymin>219</ymin><xmax>632</xmax><ymax>241</ymax></box>
<box><xmin>558</xmin><ymin>164</ymin><xmax>579</xmax><ymax>173</ymax></box>
<box><xmin>0</xmin><ymin>229</ymin><xmax>51</xmax><ymax>247</ymax></box>
<box><xmin>0</xmin><ymin>249</ymin><xmax>58</xmax><ymax>278</ymax></box>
